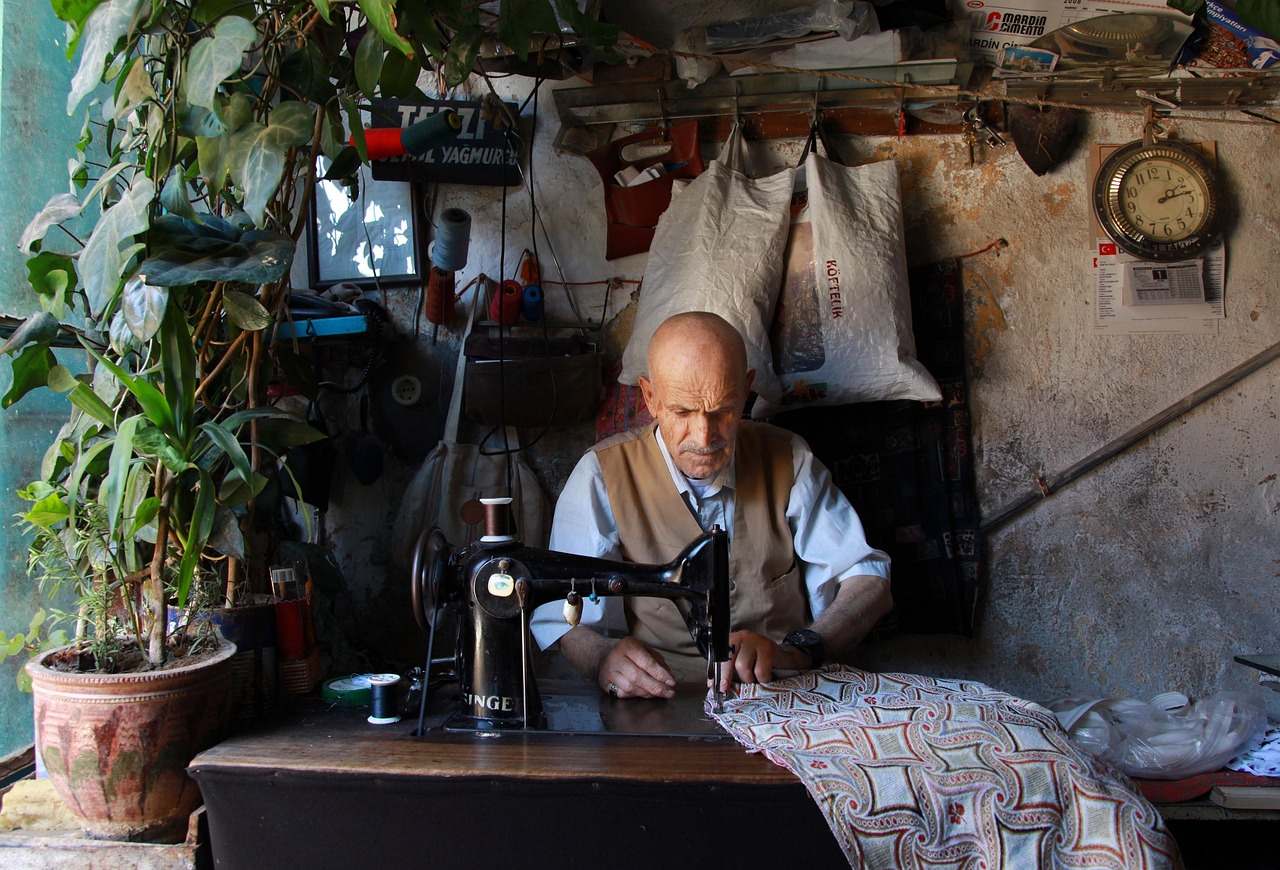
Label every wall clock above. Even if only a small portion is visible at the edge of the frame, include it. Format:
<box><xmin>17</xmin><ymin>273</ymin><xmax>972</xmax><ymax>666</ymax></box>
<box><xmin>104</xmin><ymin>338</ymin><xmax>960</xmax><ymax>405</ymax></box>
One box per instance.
<box><xmin>1092</xmin><ymin>139</ymin><xmax>1223</xmax><ymax>262</ymax></box>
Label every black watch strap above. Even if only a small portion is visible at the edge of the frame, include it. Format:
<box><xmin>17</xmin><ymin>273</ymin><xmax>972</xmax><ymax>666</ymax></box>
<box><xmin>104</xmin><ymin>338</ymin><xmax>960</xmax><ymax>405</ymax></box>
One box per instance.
<box><xmin>782</xmin><ymin>628</ymin><xmax>825</xmax><ymax>668</ymax></box>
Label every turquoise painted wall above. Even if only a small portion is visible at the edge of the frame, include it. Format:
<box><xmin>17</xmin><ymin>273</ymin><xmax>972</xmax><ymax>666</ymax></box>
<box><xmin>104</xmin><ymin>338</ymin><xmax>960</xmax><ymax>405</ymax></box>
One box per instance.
<box><xmin>0</xmin><ymin>2</ymin><xmax>85</xmax><ymax>760</ymax></box>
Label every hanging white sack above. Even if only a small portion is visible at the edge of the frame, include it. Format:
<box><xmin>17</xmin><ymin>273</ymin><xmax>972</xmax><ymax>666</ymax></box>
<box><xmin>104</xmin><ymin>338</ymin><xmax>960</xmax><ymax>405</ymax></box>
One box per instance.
<box><xmin>619</xmin><ymin>123</ymin><xmax>795</xmax><ymax>404</ymax></box>
<box><xmin>752</xmin><ymin>149</ymin><xmax>940</xmax><ymax>419</ymax></box>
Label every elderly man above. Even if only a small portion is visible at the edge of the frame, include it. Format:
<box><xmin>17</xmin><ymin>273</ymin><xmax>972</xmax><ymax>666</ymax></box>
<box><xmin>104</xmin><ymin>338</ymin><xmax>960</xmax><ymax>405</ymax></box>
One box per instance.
<box><xmin>530</xmin><ymin>312</ymin><xmax>892</xmax><ymax>698</ymax></box>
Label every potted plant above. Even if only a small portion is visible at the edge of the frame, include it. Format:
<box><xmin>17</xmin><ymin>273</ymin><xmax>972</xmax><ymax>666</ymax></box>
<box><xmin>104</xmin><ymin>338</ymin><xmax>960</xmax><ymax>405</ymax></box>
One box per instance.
<box><xmin>1</xmin><ymin>0</ymin><xmax>617</xmax><ymax>843</ymax></box>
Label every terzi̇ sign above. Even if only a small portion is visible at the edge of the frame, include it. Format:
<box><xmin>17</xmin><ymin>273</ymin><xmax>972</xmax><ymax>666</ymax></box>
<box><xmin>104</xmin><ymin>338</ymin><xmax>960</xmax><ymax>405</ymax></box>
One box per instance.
<box><xmin>369</xmin><ymin>99</ymin><xmax>522</xmax><ymax>186</ymax></box>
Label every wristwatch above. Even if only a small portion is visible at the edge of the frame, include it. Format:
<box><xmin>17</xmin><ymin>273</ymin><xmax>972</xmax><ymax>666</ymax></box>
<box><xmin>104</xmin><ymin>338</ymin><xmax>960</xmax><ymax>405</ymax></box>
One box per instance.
<box><xmin>782</xmin><ymin>628</ymin><xmax>825</xmax><ymax>668</ymax></box>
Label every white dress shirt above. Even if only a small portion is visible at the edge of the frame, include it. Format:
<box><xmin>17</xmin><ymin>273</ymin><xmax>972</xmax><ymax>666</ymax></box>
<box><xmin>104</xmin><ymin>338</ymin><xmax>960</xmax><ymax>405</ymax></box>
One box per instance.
<box><xmin>529</xmin><ymin>426</ymin><xmax>891</xmax><ymax>649</ymax></box>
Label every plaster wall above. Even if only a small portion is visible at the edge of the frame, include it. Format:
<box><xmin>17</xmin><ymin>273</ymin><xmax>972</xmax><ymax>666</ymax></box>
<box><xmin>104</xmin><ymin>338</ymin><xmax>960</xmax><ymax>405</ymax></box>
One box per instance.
<box><xmin>318</xmin><ymin>76</ymin><xmax>1280</xmax><ymax>716</ymax></box>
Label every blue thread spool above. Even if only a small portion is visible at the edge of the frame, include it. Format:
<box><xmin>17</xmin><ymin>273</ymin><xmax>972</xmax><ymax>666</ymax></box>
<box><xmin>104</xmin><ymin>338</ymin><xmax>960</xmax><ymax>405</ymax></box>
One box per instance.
<box><xmin>430</xmin><ymin>208</ymin><xmax>471</xmax><ymax>271</ymax></box>
<box><xmin>367</xmin><ymin>673</ymin><xmax>401</xmax><ymax>724</ymax></box>
<box><xmin>520</xmin><ymin>285</ymin><xmax>543</xmax><ymax>322</ymax></box>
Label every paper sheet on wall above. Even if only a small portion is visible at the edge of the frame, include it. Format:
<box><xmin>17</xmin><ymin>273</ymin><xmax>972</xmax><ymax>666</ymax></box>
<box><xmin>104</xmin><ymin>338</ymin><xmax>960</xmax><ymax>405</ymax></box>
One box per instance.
<box><xmin>958</xmin><ymin>0</ymin><xmax>1192</xmax><ymax>63</ymax></box>
<box><xmin>1092</xmin><ymin>238</ymin><xmax>1225</xmax><ymax>335</ymax></box>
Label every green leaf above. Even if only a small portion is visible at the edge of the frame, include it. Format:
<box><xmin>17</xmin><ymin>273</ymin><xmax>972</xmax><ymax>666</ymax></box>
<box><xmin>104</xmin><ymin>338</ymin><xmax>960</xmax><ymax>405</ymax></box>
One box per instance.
<box><xmin>220</xmin><ymin>93</ymin><xmax>255</xmax><ymax>133</ymax></box>
<box><xmin>51</xmin><ymin>0</ymin><xmax>104</xmax><ymax>37</ymax></box>
<box><xmin>551</xmin><ymin>0</ymin><xmax>619</xmax><ymax>48</ymax></box>
<box><xmin>20</xmin><ymin>193</ymin><xmax>82</xmax><ymax>254</ymax></box>
<box><xmin>26</xmin><ymin>252</ymin><xmax>77</xmax><ymax>315</ymax></box>
<box><xmin>133</xmin><ymin>423</ymin><xmax>186</xmax><ymax>472</ymax></box>
<box><xmin>113</xmin><ymin>54</ymin><xmax>156</xmax><ymax>121</ymax></box>
<box><xmin>220</xmin><ymin>406</ymin><xmax>303</xmax><ymax>430</ymax></box>
<box><xmin>253</xmin><ymin>418</ymin><xmax>327</xmax><ymax>449</ymax></box>
<box><xmin>46</xmin><ymin>365</ymin><xmax>82</xmax><ymax>394</ymax></box>
<box><xmin>185</xmin><ymin>16</ymin><xmax>259</xmax><ymax>110</ymax></box>
<box><xmin>139</xmin><ymin>215</ymin><xmax>295</xmax><ymax>286</ymax></box>
<box><xmin>0</xmin><ymin>313</ymin><xmax>61</xmax><ymax>356</ymax></box>
<box><xmin>81</xmin><ymin>342</ymin><xmax>176</xmax><ymax>438</ymax></box>
<box><xmin>357</xmin><ymin>0</ymin><xmax>415</xmax><ymax>60</ymax></box>
<box><xmin>226</xmin><ymin>101</ymin><xmax>316</xmax><ymax>227</ymax></box>
<box><xmin>22</xmin><ymin>494</ymin><xmax>70</xmax><ymax>530</ymax></box>
<box><xmin>120</xmin><ymin>275</ymin><xmax>168</xmax><ymax>342</ymax></box>
<box><xmin>159</xmin><ymin>303</ymin><xmax>196</xmax><ymax>448</ymax></box>
<box><xmin>126</xmin><ymin>495</ymin><xmax>160</xmax><ymax>539</ymax></box>
<box><xmin>498</xmin><ymin>0</ymin><xmax>560</xmax><ymax>61</ymax></box>
<box><xmin>179</xmin><ymin>103</ymin><xmax>226</xmax><ymax>139</ymax></box>
<box><xmin>207</xmin><ymin>504</ymin><xmax>246</xmax><ymax>558</ymax></box>
<box><xmin>67</xmin><ymin>382</ymin><xmax>117</xmax><ymax>426</ymax></box>
<box><xmin>311</xmin><ymin>0</ymin><xmax>332</xmax><ymax>23</ymax></box>
<box><xmin>216</xmin><ymin>467</ymin><xmax>268</xmax><ymax>506</ymax></box>
<box><xmin>160</xmin><ymin>167</ymin><xmax>198</xmax><ymax>221</ymax></box>
<box><xmin>68</xmin><ymin>437</ymin><xmax>113</xmax><ymax>517</ymax></box>
<box><xmin>340</xmin><ymin>96</ymin><xmax>367</xmax><ymax>163</ymax></box>
<box><xmin>443</xmin><ymin>25</ymin><xmax>485</xmax><ymax>88</ymax></box>
<box><xmin>197</xmin><ymin>134</ymin><xmax>231</xmax><ymax>197</ymax></box>
<box><xmin>175</xmin><ymin>467</ymin><xmax>216</xmax><ymax>609</ymax></box>
<box><xmin>380</xmin><ymin>42</ymin><xmax>425</xmax><ymax>99</ymax></box>
<box><xmin>271</xmin><ymin>347</ymin><xmax>319</xmax><ymax>401</ymax></box>
<box><xmin>199</xmin><ymin>419</ymin><xmax>254</xmax><ymax>487</ymax></box>
<box><xmin>80</xmin><ymin>160</ymin><xmax>131</xmax><ymax>213</ymax></box>
<box><xmin>68</xmin><ymin>0</ymin><xmax>149</xmax><ymax>116</ymax></box>
<box><xmin>190</xmin><ymin>0</ymin><xmax>250</xmax><ymax>23</ymax></box>
<box><xmin>401</xmin><ymin>2</ymin><xmax>445</xmax><ymax>60</ymax></box>
<box><xmin>3</xmin><ymin>345</ymin><xmax>54</xmax><ymax>408</ymax></box>
<box><xmin>279</xmin><ymin>41</ymin><xmax>336</xmax><ymax>105</ymax></box>
<box><xmin>103</xmin><ymin>414</ymin><xmax>143</xmax><ymax>536</ymax></box>
<box><xmin>79</xmin><ymin>176</ymin><xmax>155</xmax><ymax>317</ymax></box>
<box><xmin>355</xmin><ymin>30</ymin><xmax>387</xmax><ymax>98</ymax></box>
<box><xmin>223</xmin><ymin>289</ymin><xmax>273</xmax><ymax>330</ymax></box>
<box><xmin>323</xmin><ymin>146</ymin><xmax>362</xmax><ymax>181</ymax></box>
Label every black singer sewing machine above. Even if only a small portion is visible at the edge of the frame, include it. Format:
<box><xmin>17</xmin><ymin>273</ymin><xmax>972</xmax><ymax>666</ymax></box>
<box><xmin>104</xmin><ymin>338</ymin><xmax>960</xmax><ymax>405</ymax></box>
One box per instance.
<box><xmin>409</xmin><ymin>497</ymin><xmax>731</xmax><ymax>733</ymax></box>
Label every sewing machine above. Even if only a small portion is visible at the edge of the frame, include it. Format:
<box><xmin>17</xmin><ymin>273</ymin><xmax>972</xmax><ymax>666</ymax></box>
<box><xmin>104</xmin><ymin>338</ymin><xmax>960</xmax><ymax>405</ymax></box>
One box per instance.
<box><xmin>410</xmin><ymin>498</ymin><xmax>731</xmax><ymax>732</ymax></box>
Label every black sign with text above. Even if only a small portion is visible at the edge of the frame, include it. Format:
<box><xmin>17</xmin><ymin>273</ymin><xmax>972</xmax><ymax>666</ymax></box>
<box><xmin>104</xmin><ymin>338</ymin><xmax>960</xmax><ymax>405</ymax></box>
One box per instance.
<box><xmin>368</xmin><ymin>98</ymin><xmax>523</xmax><ymax>186</ymax></box>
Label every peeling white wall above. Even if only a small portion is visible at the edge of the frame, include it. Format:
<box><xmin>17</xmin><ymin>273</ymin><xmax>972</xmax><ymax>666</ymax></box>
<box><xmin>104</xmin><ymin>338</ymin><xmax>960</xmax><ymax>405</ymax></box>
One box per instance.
<box><xmin>318</xmin><ymin>76</ymin><xmax>1280</xmax><ymax>713</ymax></box>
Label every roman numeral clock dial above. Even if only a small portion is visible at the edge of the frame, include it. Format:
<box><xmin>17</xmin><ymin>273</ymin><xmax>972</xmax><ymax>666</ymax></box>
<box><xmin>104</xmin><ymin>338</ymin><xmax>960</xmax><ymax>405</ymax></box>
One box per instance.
<box><xmin>1092</xmin><ymin>139</ymin><xmax>1223</xmax><ymax>261</ymax></box>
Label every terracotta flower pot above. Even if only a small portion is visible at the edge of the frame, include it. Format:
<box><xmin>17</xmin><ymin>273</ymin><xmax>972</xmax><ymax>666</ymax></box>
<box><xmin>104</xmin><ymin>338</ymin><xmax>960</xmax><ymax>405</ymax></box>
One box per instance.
<box><xmin>26</xmin><ymin>640</ymin><xmax>237</xmax><ymax>842</ymax></box>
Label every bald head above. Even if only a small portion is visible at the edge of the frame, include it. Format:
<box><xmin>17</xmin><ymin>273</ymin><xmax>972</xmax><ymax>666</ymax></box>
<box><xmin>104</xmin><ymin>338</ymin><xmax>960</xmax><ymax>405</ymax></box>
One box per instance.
<box><xmin>647</xmin><ymin>312</ymin><xmax>750</xmax><ymax>390</ymax></box>
<box><xmin>640</xmin><ymin>312</ymin><xmax>755</xmax><ymax>480</ymax></box>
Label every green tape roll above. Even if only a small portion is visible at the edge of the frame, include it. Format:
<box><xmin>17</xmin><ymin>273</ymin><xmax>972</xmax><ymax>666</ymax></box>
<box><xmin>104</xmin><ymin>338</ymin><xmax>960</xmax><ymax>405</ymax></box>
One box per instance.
<box><xmin>323</xmin><ymin>676</ymin><xmax>372</xmax><ymax>707</ymax></box>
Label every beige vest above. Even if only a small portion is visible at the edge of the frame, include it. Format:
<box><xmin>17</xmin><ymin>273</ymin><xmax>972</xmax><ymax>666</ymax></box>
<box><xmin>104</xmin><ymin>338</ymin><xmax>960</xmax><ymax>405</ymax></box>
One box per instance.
<box><xmin>594</xmin><ymin>422</ymin><xmax>807</xmax><ymax>681</ymax></box>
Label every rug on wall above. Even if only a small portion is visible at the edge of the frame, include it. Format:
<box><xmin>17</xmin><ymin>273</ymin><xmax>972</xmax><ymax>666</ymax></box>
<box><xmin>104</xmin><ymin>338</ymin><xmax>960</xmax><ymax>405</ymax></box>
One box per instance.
<box><xmin>775</xmin><ymin>259</ymin><xmax>981</xmax><ymax>636</ymax></box>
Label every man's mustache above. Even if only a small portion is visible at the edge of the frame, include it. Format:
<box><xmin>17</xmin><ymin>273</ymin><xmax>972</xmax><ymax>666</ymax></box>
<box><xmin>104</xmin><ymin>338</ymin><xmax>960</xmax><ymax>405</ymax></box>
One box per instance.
<box><xmin>680</xmin><ymin>441</ymin><xmax>727</xmax><ymax>456</ymax></box>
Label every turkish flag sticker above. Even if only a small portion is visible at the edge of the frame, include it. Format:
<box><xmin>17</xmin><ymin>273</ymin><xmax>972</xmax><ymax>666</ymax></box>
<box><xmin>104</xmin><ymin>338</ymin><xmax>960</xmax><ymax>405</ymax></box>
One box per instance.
<box><xmin>1099</xmin><ymin>243</ymin><xmax>1117</xmax><ymax>256</ymax></box>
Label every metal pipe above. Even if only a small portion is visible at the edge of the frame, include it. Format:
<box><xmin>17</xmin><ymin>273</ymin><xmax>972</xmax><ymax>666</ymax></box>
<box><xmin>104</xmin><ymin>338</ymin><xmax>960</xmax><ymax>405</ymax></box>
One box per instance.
<box><xmin>981</xmin><ymin>337</ymin><xmax>1280</xmax><ymax>534</ymax></box>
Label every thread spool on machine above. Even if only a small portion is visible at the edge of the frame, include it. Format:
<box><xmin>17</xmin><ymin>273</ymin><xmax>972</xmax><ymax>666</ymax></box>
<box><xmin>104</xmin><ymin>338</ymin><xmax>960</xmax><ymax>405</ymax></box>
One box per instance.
<box><xmin>424</xmin><ymin>207</ymin><xmax>472</xmax><ymax>332</ymax></box>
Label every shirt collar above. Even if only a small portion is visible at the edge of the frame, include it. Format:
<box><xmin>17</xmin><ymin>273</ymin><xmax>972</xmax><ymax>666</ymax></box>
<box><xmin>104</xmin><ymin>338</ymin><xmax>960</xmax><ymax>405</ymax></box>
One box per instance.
<box><xmin>652</xmin><ymin>424</ymin><xmax>735</xmax><ymax>500</ymax></box>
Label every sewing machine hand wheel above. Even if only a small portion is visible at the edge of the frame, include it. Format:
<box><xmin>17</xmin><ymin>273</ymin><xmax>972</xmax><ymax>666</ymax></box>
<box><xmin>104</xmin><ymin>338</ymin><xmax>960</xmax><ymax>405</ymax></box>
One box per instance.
<box><xmin>410</xmin><ymin>527</ymin><xmax>452</xmax><ymax>633</ymax></box>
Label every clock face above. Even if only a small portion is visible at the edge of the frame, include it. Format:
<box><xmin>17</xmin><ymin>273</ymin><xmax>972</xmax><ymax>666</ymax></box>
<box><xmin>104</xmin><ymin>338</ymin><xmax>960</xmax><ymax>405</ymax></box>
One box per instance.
<box><xmin>1115</xmin><ymin>155</ymin><xmax>1212</xmax><ymax>243</ymax></box>
<box><xmin>1093</xmin><ymin>140</ymin><xmax>1222</xmax><ymax>261</ymax></box>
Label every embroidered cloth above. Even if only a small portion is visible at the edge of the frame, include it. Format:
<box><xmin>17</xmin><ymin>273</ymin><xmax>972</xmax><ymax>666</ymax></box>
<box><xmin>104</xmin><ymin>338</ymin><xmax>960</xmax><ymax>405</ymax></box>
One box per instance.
<box><xmin>707</xmin><ymin>666</ymin><xmax>1179</xmax><ymax>869</ymax></box>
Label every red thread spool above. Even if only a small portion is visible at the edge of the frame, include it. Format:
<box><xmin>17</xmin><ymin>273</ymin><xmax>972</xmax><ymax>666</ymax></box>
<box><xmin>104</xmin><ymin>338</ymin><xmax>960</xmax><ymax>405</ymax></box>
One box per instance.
<box><xmin>489</xmin><ymin>279</ymin><xmax>522</xmax><ymax>325</ymax></box>
<box><xmin>519</xmin><ymin>254</ymin><xmax>540</xmax><ymax>286</ymax></box>
<box><xmin>424</xmin><ymin>266</ymin><xmax>455</xmax><ymax>325</ymax></box>
<box><xmin>360</xmin><ymin>127</ymin><xmax>409</xmax><ymax>160</ymax></box>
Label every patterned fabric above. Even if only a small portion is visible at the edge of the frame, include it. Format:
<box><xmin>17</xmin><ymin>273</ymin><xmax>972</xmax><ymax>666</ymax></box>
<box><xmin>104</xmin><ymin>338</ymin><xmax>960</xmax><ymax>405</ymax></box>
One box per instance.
<box><xmin>708</xmin><ymin>666</ymin><xmax>1180</xmax><ymax>869</ymax></box>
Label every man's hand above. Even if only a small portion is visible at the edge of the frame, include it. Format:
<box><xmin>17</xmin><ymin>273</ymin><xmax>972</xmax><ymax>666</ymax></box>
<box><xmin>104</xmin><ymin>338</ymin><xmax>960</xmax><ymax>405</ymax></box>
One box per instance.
<box><xmin>715</xmin><ymin>630</ymin><xmax>816</xmax><ymax>693</ymax></box>
<box><xmin>559</xmin><ymin>627</ymin><xmax>676</xmax><ymax>699</ymax></box>
<box><xmin>598</xmin><ymin>636</ymin><xmax>676</xmax><ymax>699</ymax></box>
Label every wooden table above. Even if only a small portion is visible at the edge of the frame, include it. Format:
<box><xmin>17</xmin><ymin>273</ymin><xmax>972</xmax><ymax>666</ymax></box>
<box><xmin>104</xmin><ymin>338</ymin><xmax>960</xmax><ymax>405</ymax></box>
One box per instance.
<box><xmin>189</xmin><ymin>682</ymin><xmax>847</xmax><ymax>869</ymax></box>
